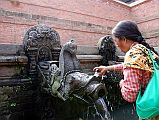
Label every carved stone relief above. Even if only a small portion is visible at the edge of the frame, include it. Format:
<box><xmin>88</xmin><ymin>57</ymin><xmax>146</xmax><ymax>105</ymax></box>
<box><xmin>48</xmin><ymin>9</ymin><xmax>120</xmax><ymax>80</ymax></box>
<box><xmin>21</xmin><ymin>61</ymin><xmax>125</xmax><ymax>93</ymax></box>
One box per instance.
<box><xmin>38</xmin><ymin>40</ymin><xmax>107</xmax><ymax>102</ymax></box>
<box><xmin>23</xmin><ymin>24</ymin><xmax>61</xmax><ymax>78</ymax></box>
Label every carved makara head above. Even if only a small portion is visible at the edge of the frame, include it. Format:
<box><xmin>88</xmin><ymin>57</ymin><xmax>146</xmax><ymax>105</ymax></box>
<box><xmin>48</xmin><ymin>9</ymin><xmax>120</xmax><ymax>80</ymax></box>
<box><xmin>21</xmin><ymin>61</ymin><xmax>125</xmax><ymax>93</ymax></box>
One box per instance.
<box><xmin>62</xmin><ymin>39</ymin><xmax>77</xmax><ymax>55</ymax></box>
<box><xmin>38</xmin><ymin>39</ymin><xmax>107</xmax><ymax>102</ymax></box>
<box><xmin>63</xmin><ymin>72</ymin><xmax>107</xmax><ymax>101</ymax></box>
<box><xmin>57</xmin><ymin>40</ymin><xmax>107</xmax><ymax>101</ymax></box>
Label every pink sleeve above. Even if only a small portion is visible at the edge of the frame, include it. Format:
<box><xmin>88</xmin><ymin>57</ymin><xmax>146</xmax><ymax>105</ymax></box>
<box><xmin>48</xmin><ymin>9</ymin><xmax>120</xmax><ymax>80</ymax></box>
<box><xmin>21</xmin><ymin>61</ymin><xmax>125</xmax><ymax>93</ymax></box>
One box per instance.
<box><xmin>120</xmin><ymin>67</ymin><xmax>141</xmax><ymax>102</ymax></box>
<box><xmin>113</xmin><ymin>64</ymin><xmax>123</xmax><ymax>71</ymax></box>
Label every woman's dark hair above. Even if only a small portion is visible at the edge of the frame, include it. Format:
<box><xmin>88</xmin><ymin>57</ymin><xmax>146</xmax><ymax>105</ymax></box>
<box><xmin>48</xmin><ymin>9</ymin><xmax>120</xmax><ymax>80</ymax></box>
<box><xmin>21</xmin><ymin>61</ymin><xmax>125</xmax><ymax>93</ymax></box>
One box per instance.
<box><xmin>112</xmin><ymin>20</ymin><xmax>158</xmax><ymax>55</ymax></box>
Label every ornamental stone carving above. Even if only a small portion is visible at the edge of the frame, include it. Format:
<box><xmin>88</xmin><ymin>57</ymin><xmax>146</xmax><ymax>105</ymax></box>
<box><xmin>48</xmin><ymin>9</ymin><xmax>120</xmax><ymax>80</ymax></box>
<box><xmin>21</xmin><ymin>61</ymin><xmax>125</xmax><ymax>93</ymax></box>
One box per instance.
<box><xmin>23</xmin><ymin>24</ymin><xmax>61</xmax><ymax>79</ymax></box>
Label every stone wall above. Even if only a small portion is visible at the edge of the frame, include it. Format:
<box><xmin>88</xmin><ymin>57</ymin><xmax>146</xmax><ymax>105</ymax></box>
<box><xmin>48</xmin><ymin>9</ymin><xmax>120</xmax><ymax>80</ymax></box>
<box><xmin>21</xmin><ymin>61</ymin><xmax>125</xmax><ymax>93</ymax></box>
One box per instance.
<box><xmin>0</xmin><ymin>42</ymin><xmax>102</xmax><ymax>120</ymax></box>
<box><xmin>1</xmin><ymin>0</ymin><xmax>158</xmax><ymax>47</ymax></box>
<box><xmin>131</xmin><ymin>0</ymin><xmax>159</xmax><ymax>47</ymax></box>
<box><xmin>1</xmin><ymin>0</ymin><xmax>158</xmax><ymax>46</ymax></box>
<box><xmin>0</xmin><ymin>0</ymin><xmax>131</xmax><ymax>45</ymax></box>
<box><xmin>0</xmin><ymin>44</ymin><xmax>35</xmax><ymax>120</ymax></box>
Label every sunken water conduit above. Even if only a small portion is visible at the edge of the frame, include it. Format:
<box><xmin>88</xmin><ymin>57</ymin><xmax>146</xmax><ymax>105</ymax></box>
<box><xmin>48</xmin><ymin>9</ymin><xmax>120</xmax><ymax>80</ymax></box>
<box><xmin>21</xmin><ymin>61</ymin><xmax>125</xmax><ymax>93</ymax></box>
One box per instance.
<box><xmin>0</xmin><ymin>24</ymin><xmax>138</xmax><ymax>120</ymax></box>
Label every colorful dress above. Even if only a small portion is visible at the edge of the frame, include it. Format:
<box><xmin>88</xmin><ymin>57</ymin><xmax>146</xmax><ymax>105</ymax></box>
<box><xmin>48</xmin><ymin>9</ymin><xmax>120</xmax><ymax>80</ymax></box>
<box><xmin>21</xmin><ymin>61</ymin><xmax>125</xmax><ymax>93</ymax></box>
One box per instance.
<box><xmin>115</xmin><ymin>43</ymin><xmax>159</xmax><ymax>120</ymax></box>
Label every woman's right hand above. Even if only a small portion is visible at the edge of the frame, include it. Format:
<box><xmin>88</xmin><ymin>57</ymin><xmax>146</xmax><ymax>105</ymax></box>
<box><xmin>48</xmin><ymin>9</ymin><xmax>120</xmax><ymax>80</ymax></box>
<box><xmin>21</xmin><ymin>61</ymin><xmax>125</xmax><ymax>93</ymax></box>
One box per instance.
<box><xmin>93</xmin><ymin>66</ymin><xmax>108</xmax><ymax>76</ymax></box>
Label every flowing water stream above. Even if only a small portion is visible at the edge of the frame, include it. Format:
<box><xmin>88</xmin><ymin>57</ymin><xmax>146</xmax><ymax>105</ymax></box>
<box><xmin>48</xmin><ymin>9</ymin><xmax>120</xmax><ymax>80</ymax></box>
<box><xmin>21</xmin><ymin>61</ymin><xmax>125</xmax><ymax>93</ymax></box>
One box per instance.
<box><xmin>84</xmin><ymin>97</ymin><xmax>112</xmax><ymax>120</ymax></box>
<box><xmin>94</xmin><ymin>97</ymin><xmax>112</xmax><ymax>120</ymax></box>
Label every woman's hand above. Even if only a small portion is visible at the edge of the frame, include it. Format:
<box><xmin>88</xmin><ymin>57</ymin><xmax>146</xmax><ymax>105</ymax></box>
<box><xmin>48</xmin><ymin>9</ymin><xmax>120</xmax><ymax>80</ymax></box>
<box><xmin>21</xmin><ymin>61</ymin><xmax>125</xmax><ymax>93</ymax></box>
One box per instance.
<box><xmin>93</xmin><ymin>64</ymin><xmax>123</xmax><ymax>76</ymax></box>
<box><xmin>93</xmin><ymin>66</ymin><xmax>108</xmax><ymax>76</ymax></box>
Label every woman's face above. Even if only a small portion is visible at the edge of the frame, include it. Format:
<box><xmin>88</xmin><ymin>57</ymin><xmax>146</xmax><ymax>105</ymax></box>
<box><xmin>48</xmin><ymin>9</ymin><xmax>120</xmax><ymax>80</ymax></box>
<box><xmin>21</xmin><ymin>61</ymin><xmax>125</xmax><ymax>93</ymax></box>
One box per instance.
<box><xmin>112</xmin><ymin>36</ymin><xmax>127</xmax><ymax>53</ymax></box>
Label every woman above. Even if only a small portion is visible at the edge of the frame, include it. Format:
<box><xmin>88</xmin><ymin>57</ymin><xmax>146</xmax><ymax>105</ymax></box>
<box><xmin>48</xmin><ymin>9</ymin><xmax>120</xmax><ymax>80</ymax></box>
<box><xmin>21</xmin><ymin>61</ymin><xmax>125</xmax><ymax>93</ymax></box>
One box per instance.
<box><xmin>93</xmin><ymin>20</ymin><xmax>159</xmax><ymax>120</ymax></box>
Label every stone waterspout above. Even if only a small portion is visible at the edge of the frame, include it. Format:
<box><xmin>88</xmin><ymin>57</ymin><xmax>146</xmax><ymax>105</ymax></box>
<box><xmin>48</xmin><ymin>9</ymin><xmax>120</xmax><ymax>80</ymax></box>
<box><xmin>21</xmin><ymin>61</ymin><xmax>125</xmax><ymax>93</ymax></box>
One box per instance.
<box><xmin>0</xmin><ymin>24</ymin><xmax>138</xmax><ymax>120</ymax></box>
<box><xmin>23</xmin><ymin>24</ymin><xmax>111</xmax><ymax>119</ymax></box>
<box><xmin>38</xmin><ymin>40</ymin><xmax>107</xmax><ymax>102</ymax></box>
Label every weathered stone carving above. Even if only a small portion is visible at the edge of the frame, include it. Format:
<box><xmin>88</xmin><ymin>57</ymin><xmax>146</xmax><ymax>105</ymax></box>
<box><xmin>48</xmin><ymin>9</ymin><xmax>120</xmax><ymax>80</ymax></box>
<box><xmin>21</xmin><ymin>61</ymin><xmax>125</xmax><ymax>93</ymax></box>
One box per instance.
<box><xmin>24</xmin><ymin>25</ymin><xmax>108</xmax><ymax>119</ymax></box>
<box><xmin>59</xmin><ymin>39</ymin><xmax>80</xmax><ymax>79</ymax></box>
<box><xmin>23</xmin><ymin>24</ymin><xmax>61</xmax><ymax>79</ymax></box>
<box><xmin>38</xmin><ymin>40</ymin><xmax>107</xmax><ymax>101</ymax></box>
<box><xmin>97</xmin><ymin>35</ymin><xmax>118</xmax><ymax>66</ymax></box>
<box><xmin>23</xmin><ymin>25</ymin><xmax>107</xmax><ymax>101</ymax></box>
<box><xmin>97</xmin><ymin>35</ymin><xmax>123</xmax><ymax>81</ymax></box>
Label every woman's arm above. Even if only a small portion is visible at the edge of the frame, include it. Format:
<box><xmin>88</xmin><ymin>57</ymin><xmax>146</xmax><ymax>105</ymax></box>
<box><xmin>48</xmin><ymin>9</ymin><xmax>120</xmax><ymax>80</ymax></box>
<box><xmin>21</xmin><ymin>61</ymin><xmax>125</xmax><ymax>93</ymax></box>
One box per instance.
<box><xmin>93</xmin><ymin>63</ymin><xmax>123</xmax><ymax>76</ymax></box>
<box><xmin>120</xmin><ymin>67</ymin><xmax>141</xmax><ymax>102</ymax></box>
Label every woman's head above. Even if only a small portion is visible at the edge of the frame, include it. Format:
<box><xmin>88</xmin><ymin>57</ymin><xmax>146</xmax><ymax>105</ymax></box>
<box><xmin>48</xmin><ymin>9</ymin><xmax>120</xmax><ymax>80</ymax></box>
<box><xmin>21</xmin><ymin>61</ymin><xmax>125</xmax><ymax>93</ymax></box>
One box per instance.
<box><xmin>112</xmin><ymin>20</ymin><xmax>142</xmax><ymax>52</ymax></box>
<box><xmin>112</xmin><ymin>20</ymin><xmax>143</xmax><ymax>42</ymax></box>
<box><xmin>112</xmin><ymin>20</ymin><xmax>158</xmax><ymax>54</ymax></box>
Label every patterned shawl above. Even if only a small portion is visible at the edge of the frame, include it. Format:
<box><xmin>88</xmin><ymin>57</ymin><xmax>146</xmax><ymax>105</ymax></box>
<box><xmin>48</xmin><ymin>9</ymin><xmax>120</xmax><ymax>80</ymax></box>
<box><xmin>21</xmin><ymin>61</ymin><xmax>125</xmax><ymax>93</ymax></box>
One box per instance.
<box><xmin>124</xmin><ymin>44</ymin><xmax>159</xmax><ymax>72</ymax></box>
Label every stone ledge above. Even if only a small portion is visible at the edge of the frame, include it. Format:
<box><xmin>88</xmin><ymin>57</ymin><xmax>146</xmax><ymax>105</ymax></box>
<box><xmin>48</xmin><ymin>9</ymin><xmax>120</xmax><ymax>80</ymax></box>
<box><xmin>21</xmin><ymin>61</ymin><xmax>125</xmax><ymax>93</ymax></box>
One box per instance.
<box><xmin>0</xmin><ymin>78</ymin><xmax>32</xmax><ymax>86</ymax></box>
<box><xmin>143</xmin><ymin>29</ymin><xmax>159</xmax><ymax>39</ymax></box>
<box><xmin>0</xmin><ymin>56</ymin><xmax>28</xmax><ymax>65</ymax></box>
<box><xmin>0</xmin><ymin>44</ymin><xmax>23</xmax><ymax>55</ymax></box>
<box><xmin>77</xmin><ymin>45</ymin><xmax>99</xmax><ymax>55</ymax></box>
<box><xmin>77</xmin><ymin>55</ymin><xmax>102</xmax><ymax>62</ymax></box>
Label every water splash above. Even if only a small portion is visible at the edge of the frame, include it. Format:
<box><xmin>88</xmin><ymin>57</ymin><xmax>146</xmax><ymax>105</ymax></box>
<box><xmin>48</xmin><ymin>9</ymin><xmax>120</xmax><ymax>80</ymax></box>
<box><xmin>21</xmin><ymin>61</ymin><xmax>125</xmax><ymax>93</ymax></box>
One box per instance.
<box><xmin>85</xmin><ymin>97</ymin><xmax>112</xmax><ymax>120</ymax></box>
<box><xmin>95</xmin><ymin>97</ymin><xmax>112</xmax><ymax>120</ymax></box>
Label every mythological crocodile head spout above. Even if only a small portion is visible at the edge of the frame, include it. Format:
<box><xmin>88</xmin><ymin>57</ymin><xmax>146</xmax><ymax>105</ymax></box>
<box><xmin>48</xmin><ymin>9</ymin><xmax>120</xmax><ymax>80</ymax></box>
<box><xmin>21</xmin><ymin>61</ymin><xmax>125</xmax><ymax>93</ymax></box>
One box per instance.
<box><xmin>52</xmin><ymin>40</ymin><xmax>107</xmax><ymax>101</ymax></box>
